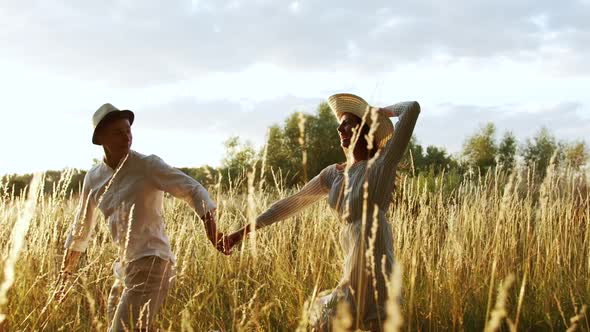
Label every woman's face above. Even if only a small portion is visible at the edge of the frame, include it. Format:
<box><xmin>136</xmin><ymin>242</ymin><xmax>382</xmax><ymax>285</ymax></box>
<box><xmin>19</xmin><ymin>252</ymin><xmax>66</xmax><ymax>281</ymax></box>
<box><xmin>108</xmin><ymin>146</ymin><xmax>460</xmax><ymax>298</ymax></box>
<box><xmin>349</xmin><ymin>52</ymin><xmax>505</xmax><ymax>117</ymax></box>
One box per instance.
<box><xmin>98</xmin><ymin>118</ymin><xmax>133</xmax><ymax>155</ymax></box>
<box><xmin>337</xmin><ymin>112</ymin><xmax>361</xmax><ymax>148</ymax></box>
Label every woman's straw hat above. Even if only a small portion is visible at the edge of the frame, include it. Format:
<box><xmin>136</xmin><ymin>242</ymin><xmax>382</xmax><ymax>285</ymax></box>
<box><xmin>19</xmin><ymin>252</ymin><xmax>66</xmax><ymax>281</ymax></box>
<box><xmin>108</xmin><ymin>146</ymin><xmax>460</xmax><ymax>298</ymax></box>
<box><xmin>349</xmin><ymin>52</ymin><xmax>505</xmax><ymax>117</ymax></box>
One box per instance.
<box><xmin>92</xmin><ymin>103</ymin><xmax>134</xmax><ymax>145</ymax></box>
<box><xmin>327</xmin><ymin>93</ymin><xmax>393</xmax><ymax>149</ymax></box>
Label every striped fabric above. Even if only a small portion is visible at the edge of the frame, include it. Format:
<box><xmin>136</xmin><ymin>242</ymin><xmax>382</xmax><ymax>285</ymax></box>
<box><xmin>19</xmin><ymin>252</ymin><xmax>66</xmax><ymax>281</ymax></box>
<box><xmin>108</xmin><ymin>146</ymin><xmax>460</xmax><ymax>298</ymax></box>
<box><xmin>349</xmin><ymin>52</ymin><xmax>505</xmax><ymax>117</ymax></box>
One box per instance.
<box><xmin>256</xmin><ymin>101</ymin><xmax>421</xmax><ymax>330</ymax></box>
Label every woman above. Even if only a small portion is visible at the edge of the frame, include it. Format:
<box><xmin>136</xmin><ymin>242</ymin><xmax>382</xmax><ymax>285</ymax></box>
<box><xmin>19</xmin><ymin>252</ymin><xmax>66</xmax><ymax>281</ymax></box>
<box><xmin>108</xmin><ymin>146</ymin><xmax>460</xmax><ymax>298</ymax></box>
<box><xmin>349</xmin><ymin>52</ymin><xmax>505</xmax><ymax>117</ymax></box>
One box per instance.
<box><xmin>226</xmin><ymin>93</ymin><xmax>420</xmax><ymax>331</ymax></box>
<box><xmin>54</xmin><ymin>103</ymin><xmax>229</xmax><ymax>331</ymax></box>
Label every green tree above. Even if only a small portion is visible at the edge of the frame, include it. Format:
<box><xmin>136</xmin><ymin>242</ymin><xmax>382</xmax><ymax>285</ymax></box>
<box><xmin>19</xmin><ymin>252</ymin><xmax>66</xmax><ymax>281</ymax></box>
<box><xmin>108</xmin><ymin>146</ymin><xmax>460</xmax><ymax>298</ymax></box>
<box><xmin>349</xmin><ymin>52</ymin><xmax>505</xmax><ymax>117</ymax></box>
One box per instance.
<box><xmin>304</xmin><ymin>102</ymin><xmax>343</xmax><ymax>179</ymax></box>
<box><xmin>179</xmin><ymin>165</ymin><xmax>218</xmax><ymax>188</ymax></box>
<box><xmin>563</xmin><ymin>141</ymin><xmax>588</xmax><ymax>170</ymax></box>
<box><xmin>280</xmin><ymin>112</ymin><xmax>307</xmax><ymax>186</ymax></box>
<box><xmin>402</xmin><ymin>136</ymin><xmax>425</xmax><ymax>175</ymax></box>
<box><xmin>274</xmin><ymin>103</ymin><xmax>343</xmax><ymax>186</ymax></box>
<box><xmin>521</xmin><ymin>127</ymin><xmax>558</xmax><ymax>177</ymax></box>
<box><xmin>497</xmin><ymin>131</ymin><xmax>517</xmax><ymax>171</ymax></box>
<box><xmin>423</xmin><ymin>146</ymin><xmax>457</xmax><ymax>174</ymax></box>
<box><xmin>3</xmin><ymin>173</ymin><xmax>32</xmax><ymax>196</ymax></box>
<box><xmin>400</xmin><ymin>136</ymin><xmax>459</xmax><ymax>175</ymax></box>
<box><xmin>221</xmin><ymin>136</ymin><xmax>257</xmax><ymax>180</ymax></box>
<box><xmin>463</xmin><ymin>122</ymin><xmax>497</xmax><ymax>171</ymax></box>
<box><xmin>262</xmin><ymin>125</ymin><xmax>295</xmax><ymax>187</ymax></box>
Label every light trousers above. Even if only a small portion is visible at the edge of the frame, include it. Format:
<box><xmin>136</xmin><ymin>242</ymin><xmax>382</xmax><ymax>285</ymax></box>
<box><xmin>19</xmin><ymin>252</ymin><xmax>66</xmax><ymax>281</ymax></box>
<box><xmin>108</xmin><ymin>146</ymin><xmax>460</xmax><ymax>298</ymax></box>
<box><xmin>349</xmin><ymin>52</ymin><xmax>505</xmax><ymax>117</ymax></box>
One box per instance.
<box><xmin>107</xmin><ymin>256</ymin><xmax>175</xmax><ymax>332</ymax></box>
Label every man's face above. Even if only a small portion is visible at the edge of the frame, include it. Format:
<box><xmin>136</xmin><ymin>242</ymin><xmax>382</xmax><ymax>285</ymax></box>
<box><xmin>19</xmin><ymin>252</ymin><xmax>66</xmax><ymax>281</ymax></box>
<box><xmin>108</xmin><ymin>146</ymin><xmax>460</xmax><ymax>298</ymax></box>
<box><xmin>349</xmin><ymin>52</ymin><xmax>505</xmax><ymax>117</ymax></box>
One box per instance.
<box><xmin>98</xmin><ymin>118</ymin><xmax>132</xmax><ymax>155</ymax></box>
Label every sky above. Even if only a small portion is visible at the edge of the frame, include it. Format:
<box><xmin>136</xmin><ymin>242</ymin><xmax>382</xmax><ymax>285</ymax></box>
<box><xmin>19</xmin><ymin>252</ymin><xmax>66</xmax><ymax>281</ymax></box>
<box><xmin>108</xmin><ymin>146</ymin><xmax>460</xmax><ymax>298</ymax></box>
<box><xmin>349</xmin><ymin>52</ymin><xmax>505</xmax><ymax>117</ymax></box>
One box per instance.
<box><xmin>1</xmin><ymin>0</ymin><xmax>589</xmax><ymax>175</ymax></box>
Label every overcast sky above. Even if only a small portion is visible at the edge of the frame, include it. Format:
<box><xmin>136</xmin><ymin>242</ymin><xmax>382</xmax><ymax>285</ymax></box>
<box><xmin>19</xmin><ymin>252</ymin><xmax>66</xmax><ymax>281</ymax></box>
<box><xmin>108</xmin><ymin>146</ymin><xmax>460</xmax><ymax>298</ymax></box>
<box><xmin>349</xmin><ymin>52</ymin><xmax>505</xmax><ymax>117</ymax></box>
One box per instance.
<box><xmin>1</xmin><ymin>0</ymin><xmax>589</xmax><ymax>175</ymax></box>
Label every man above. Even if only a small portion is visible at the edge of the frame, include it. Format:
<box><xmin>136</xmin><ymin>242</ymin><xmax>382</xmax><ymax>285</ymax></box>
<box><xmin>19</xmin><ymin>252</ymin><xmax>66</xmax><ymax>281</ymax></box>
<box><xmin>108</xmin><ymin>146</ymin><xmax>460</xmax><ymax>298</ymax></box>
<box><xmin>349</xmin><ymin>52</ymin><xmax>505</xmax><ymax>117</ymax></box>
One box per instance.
<box><xmin>55</xmin><ymin>103</ymin><xmax>229</xmax><ymax>331</ymax></box>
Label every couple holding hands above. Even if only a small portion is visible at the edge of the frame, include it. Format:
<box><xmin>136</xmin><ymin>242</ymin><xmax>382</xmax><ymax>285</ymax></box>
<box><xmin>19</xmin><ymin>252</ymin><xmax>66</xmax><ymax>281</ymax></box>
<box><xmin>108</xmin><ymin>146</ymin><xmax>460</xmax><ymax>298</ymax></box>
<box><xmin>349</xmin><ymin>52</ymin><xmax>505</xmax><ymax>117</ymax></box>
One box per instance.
<box><xmin>55</xmin><ymin>93</ymin><xmax>420</xmax><ymax>331</ymax></box>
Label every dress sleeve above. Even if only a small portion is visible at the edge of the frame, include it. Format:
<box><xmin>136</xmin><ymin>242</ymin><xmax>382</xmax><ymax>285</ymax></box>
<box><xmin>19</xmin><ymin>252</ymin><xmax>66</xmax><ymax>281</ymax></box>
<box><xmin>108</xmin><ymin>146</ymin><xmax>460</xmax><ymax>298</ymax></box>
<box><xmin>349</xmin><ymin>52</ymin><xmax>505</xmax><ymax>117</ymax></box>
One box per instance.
<box><xmin>378</xmin><ymin>101</ymin><xmax>421</xmax><ymax>166</ymax></box>
<box><xmin>147</xmin><ymin>155</ymin><xmax>216</xmax><ymax>218</ymax></box>
<box><xmin>256</xmin><ymin>165</ymin><xmax>334</xmax><ymax>228</ymax></box>
<box><xmin>64</xmin><ymin>172</ymin><xmax>97</xmax><ymax>252</ymax></box>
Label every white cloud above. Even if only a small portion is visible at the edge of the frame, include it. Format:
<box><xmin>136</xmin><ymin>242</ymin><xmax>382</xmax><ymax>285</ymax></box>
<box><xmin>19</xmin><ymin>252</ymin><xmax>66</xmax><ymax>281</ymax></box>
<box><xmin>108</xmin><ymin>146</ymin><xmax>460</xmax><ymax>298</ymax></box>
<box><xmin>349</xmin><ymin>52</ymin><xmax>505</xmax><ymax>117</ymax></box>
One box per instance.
<box><xmin>137</xmin><ymin>95</ymin><xmax>322</xmax><ymax>139</ymax></box>
<box><xmin>1</xmin><ymin>0</ymin><xmax>590</xmax><ymax>174</ymax></box>
<box><xmin>289</xmin><ymin>1</ymin><xmax>300</xmax><ymax>14</ymax></box>
<box><xmin>2</xmin><ymin>0</ymin><xmax>589</xmax><ymax>86</ymax></box>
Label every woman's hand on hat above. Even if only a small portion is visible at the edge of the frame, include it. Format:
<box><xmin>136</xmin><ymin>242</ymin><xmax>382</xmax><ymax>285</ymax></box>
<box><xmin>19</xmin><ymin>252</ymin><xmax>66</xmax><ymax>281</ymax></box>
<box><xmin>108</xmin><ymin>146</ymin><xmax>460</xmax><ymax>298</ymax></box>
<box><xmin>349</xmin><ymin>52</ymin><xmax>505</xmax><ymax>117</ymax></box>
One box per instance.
<box><xmin>377</xmin><ymin>106</ymin><xmax>400</xmax><ymax>118</ymax></box>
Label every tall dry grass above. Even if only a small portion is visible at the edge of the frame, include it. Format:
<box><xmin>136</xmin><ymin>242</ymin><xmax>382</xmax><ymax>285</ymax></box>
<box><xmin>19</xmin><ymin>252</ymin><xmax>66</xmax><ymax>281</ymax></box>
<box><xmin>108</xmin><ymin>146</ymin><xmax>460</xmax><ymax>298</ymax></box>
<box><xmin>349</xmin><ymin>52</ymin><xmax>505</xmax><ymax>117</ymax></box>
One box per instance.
<box><xmin>0</xmin><ymin>162</ymin><xmax>588</xmax><ymax>331</ymax></box>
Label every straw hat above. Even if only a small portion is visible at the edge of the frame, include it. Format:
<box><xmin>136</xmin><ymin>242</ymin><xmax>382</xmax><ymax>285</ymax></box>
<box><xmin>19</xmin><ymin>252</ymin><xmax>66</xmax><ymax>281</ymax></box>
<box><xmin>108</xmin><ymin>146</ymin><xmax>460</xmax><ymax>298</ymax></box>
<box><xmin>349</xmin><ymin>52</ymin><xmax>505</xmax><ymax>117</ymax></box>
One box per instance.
<box><xmin>92</xmin><ymin>103</ymin><xmax>134</xmax><ymax>145</ymax></box>
<box><xmin>327</xmin><ymin>93</ymin><xmax>393</xmax><ymax>149</ymax></box>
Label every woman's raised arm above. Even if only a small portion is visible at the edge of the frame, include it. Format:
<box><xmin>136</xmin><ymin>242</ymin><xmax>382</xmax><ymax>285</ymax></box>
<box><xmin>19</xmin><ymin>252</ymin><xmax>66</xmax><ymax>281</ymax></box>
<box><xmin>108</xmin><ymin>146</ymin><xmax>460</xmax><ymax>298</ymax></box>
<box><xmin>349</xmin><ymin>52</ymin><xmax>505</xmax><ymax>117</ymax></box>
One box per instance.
<box><xmin>377</xmin><ymin>101</ymin><xmax>421</xmax><ymax>166</ymax></box>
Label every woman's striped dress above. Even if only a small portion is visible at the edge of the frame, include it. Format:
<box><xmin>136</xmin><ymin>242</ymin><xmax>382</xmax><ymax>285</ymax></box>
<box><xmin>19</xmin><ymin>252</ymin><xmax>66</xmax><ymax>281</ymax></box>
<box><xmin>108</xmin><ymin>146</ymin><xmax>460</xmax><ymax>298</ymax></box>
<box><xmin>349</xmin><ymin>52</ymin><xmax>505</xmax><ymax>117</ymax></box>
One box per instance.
<box><xmin>255</xmin><ymin>101</ymin><xmax>421</xmax><ymax>330</ymax></box>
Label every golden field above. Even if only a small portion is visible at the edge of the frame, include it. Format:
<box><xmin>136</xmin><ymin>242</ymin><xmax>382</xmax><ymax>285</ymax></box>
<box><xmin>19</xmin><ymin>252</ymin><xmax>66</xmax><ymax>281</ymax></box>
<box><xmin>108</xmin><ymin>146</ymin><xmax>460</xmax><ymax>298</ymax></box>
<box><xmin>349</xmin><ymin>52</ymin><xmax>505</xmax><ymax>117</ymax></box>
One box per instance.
<box><xmin>0</xmin><ymin>164</ymin><xmax>588</xmax><ymax>331</ymax></box>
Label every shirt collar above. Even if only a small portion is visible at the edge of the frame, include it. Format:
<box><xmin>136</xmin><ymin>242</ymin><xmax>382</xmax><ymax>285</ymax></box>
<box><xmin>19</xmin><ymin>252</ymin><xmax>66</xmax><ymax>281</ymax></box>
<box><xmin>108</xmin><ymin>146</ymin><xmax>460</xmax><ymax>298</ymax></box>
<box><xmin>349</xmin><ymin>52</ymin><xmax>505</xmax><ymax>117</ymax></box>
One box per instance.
<box><xmin>101</xmin><ymin>150</ymin><xmax>135</xmax><ymax>172</ymax></box>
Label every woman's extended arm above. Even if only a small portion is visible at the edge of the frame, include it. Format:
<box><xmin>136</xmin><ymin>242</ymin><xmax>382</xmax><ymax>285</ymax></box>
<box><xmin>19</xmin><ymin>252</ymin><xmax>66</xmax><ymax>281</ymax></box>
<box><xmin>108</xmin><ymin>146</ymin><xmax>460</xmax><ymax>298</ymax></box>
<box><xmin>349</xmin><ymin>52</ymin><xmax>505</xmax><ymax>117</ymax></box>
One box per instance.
<box><xmin>226</xmin><ymin>166</ymin><xmax>332</xmax><ymax>250</ymax></box>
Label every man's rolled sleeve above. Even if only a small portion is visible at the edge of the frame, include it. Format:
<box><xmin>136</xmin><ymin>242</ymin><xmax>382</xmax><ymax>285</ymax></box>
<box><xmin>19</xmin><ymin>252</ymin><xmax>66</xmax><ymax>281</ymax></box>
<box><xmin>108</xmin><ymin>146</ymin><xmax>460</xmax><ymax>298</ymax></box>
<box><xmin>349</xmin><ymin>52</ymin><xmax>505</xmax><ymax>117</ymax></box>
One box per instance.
<box><xmin>147</xmin><ymin>155</ymin><xmax>216</xmax><ymax>217</ymax></box>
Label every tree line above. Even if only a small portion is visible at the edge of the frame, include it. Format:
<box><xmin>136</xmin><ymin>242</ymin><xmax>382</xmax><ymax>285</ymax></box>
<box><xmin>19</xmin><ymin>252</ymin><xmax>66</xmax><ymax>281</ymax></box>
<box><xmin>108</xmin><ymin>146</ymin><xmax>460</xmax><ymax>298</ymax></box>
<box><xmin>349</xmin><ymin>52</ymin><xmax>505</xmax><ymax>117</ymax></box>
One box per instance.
<box><xmin>2</xmin><ymin>102</ymin><xmax>588</xmax><ymax>196</ymax></box>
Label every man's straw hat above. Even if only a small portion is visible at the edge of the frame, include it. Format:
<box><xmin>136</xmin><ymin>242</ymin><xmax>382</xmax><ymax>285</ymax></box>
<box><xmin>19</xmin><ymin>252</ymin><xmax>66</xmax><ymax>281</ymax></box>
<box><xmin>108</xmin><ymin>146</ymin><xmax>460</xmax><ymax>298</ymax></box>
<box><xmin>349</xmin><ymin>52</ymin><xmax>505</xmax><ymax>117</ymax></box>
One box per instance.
<box><xmin>327</xmin><ymin>93</ymin><xmax>393</xmax><ymax>149</ymax></box>
<box><xmin>92</xmin><ymin>103</ymin><xmax>134</xmax><ymax>145</ymax></box>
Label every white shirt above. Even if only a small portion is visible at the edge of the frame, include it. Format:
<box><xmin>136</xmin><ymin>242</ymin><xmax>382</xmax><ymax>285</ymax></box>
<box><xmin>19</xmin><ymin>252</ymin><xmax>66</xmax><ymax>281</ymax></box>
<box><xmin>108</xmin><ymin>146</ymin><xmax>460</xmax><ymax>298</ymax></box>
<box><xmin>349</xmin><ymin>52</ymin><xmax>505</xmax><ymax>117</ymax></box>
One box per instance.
<box><xmin>65</xmin><ymin>150</ymin><xmax>216</xmax><ymax>264</ymax></box>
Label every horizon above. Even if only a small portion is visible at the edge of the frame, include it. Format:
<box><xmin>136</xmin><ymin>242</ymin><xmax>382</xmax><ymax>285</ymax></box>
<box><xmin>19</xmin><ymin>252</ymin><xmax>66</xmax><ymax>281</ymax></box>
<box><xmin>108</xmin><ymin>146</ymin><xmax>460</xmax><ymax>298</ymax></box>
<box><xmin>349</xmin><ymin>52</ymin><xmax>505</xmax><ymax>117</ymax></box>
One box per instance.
<box><xmin>1</xmin><ymin>111</ymin><xmax>587</xmax><ymax>177</ymax></box>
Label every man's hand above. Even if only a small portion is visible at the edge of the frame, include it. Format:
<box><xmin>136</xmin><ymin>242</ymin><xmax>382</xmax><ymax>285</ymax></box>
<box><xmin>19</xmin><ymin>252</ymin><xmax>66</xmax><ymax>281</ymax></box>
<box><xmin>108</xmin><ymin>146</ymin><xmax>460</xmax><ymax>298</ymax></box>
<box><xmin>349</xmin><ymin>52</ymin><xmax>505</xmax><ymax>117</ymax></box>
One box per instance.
<box><xmin>51</xmin><ymin>249</ymin><xmax>81</xmax><ymax>303</ymax></box>
<box><xmin>215</xmin><ymin>234</ymin><xmax>232</xmax><ymax>255</ymax></box>
<box><xmin>52</xmin><ymin>271</ymin><xmax>73</xmax><ymax>303</ymax></box>
<box><xmin>202</xmin><ymin>210</ymin><xmax>232</xmax><ymax>255</ymax></box>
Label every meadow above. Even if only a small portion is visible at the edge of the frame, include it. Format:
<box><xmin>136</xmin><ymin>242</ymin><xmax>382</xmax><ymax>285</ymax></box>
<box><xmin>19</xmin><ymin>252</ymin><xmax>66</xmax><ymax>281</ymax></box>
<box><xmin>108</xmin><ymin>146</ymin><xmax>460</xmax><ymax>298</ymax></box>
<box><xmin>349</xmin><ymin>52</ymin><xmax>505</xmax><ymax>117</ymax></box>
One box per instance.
<box><xmin>0</xmin><ymin>162</ymin><xmax>588</xmax><ymax>331</ymax></box>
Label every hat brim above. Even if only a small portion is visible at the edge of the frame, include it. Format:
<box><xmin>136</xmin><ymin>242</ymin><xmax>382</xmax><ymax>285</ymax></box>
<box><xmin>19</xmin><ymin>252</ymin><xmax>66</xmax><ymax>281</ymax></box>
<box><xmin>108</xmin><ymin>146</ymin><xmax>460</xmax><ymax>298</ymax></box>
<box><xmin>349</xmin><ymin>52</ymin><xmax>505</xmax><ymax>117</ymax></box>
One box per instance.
<box><xmin>92</xmin><ymin>110</ymin><xmax>135</xmax><ymax>145</ymax></box>
<box><xmin>327</xmin><ymin>93</ymin><xmax>394</xmax><ymax>149</ymax></box>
